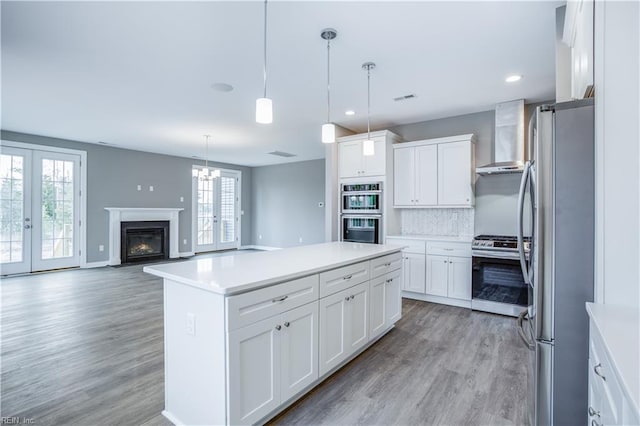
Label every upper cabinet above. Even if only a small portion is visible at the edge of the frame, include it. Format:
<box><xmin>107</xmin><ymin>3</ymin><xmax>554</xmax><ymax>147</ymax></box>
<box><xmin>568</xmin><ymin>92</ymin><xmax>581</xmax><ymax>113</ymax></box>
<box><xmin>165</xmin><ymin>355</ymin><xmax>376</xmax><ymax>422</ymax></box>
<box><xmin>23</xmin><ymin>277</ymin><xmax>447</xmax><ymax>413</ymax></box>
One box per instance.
<box><xmin>337</xmin><ymin>131</ymin><xmax>401</xmax><ymax>179</ymax></box>
<box><xmin>563</xmin><ymin>0</ymin><xmax>594</xmax><ymax>99</ymax></box>
<box><xmin>393</xmin><ymin>134</ymin><xmax>475</xmax><ymax>208</ymax></box>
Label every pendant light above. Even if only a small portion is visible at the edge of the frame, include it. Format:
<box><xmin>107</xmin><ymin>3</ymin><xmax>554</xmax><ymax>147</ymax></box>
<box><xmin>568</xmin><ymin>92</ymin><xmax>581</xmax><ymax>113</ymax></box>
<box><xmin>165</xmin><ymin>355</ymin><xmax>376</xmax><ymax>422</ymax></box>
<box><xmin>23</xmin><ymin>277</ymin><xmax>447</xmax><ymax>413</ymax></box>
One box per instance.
<box><xmin>193</xmin><ymin>135</ymin><xmax>221</xmax><ymax>180</ymax></box>
<box><xmin>256</xmin><ymin>0</ymin><xmax>272</xmax><ymax>124</ymax></box>
<box><xmin>321</xmin><ymin>28</ymin><xmax>337</xmax><ymax>143</ymax></box>
<box><xmin>362</xmin><ymin>62</ymin><xmax>376</xmax><ymax>156</ymax></box>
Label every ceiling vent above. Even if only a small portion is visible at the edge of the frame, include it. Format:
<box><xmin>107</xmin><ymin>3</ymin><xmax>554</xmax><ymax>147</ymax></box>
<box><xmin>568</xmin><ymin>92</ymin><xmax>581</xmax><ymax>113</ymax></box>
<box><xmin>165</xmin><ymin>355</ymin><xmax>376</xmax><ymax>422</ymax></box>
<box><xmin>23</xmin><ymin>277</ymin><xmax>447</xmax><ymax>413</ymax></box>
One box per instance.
<box><xmin>393</xmin><ymin>94</ymin><xmax>417</xmax><ymax>102</ymax></box>
<box><xmin>268</xmin><ymin>151</ymin><xmax>296</xmax><ymax>158</ymax></box>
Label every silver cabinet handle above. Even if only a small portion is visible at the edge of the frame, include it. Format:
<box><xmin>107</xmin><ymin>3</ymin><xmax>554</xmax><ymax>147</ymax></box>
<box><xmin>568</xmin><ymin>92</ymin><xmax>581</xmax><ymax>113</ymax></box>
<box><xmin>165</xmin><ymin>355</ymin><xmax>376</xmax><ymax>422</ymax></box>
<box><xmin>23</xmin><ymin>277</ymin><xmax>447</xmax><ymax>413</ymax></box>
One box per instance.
<box><xmin>384</xmin><ymin>262</ymin><xmax>391</xmax><ymax>267</ymax></box>
<box><xmin>594</xmin><ymin>363</ymin><xmax>606</xmax><ymax>381</ymax></box>
<box><xmin>350</xmin><ymin>295</ymin><xmax>354</xmax><ymax>300</ymax></box>
<box><xmin>284</xmin><ymin>322</ymin><xmax>290</xmax><ymax>327</ymax></box>
<box><xmin>24</xmin><ymin>224</ymin><xmax>31</xmax><ymax>229</ymax></box>
<box><xmin>275</xmin><ymin>325</ymin><xmax>282</xmax><ymax>331</ymax></box>
<box><xmin>343</xmin><ymin>274</ymin><xmax>353</xmax><ymax>280</ymax></box>
<box><xmin>588</xmin><ymin>407</ymin><xmax>600</xmax><ymax>418</ymax></box>
<box><xmin>272</xmin><ymin>295</ymin><xmax>288</xmax><ymax>303</ymax></box>
<box><xmin>345</xmin><ymin>296</ymin><xmax>350</xmax><ymax>301</ymax></box>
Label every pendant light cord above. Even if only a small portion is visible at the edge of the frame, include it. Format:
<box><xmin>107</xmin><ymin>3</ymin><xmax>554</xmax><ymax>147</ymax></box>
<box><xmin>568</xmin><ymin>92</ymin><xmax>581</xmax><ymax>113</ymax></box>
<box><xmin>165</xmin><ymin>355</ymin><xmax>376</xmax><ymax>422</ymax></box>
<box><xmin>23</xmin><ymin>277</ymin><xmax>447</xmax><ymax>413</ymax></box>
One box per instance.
<box><xmin>327</xmin><ymin>38</ymin><xmax>331</xmax><ymax>123</ymax></box>
<box><xmin>367</xmin><ymin>67</ymin><xmax>371</xmax><ymax>139</ymax></box>
<box><xmin>263</xmin><ymin>0</ymin><xmax>268</xmax><ymax>98</ymax></box>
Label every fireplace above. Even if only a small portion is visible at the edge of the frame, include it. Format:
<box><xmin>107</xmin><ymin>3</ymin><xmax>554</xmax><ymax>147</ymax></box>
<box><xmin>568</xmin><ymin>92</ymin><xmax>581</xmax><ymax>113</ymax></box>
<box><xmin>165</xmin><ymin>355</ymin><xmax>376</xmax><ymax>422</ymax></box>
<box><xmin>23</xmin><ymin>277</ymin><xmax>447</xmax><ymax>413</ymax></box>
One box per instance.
<box><xmin>120</xmin><ymin>221</ymin><xmax>170</xmax><ymax>264</ymax></box>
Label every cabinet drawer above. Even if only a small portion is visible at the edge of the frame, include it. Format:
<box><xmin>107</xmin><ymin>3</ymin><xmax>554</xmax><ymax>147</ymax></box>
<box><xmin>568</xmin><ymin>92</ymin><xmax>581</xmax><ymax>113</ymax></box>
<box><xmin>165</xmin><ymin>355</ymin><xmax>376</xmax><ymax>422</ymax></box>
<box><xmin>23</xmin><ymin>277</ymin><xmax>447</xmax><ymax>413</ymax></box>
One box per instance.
<box><xmin>386</xmin><ymin>238</ymin><xmax>426</xmax><ymax>254</ymax></box>
<box><xmin>370</xmin><ymin>252</ymin><xmax>402</xmax><ymax>278</ymax></box>
<box><xmin>426</xmin><ymin>241</ymin><xmax>471</xmax><ymax>257</ymax></box>
<box><xmin>227</xmin><ymin>275</ymin><xmax>319</xmax><ymax>331</ymax></box>
<box><xmin>319</xmin><ymin>261</ymin><xmax>370</xmax><ymax>298</ymax></box>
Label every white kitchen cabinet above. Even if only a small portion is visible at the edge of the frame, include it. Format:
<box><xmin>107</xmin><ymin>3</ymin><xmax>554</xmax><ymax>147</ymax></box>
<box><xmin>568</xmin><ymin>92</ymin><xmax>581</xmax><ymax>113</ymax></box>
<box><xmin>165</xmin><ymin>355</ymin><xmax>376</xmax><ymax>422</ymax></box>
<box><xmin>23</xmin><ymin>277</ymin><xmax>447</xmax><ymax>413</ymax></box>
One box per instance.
<box><xmin>393</xmin><ymin>134</ymin><xmax>474</xmax><ymax>208</ymax></box>
<box><xmin>403</xmin><ymin>252</ymin><xmax>426</xmax><ymax>293</ymax></box>
<box><xmin>369</xmin><ymin>268</ymin><xmax>402</xmax><ymax>340</ymax></box>
<box><xmin>447</xmin><ymin>256</ymin><xmax>472</xmax><ymax>301</ymax></box>
<box><xmin>393</xmin><ymin>145</ymin><xmax>437</xmax><ymax>207</ymax></box>
<box><xmin>319</xmin><ymin>282</ymin><xmax>369</xmax><ymax>376</ymax></box>
<box><xmin>228</xmin><ymin>301</ymin><xmax>319</xmax><ymax>425</ymax></box>
<box><xmin>228</xmin><ymin>315</ymin><xmax>282</xmax><ymax>425</ymax></box>
<box><xmin>426</xmin><ymin>255</ymin><xmax>449</xmax><ymax>297</ymax></box>
<box><xmin>563</xmin><ymin>0</ymin><xmax>594</xmax><ymax>99</ymax></box>
<box><xmin>437</xmin><ymin>141</ymin><xmax>473</xmax><ymax>206</ymax></box>
<box><xmin>338</xmin><ymin>138</ymin><xmax>385</xmax><ymax>178</ymax></box>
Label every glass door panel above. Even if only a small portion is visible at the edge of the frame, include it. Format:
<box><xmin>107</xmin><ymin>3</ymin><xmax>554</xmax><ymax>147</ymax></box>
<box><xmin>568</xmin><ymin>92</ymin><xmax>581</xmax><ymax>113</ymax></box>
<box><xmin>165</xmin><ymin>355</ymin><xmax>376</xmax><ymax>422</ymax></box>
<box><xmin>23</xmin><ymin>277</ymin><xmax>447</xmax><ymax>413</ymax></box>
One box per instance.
<box><xmin>0</xmin><ymin>147</ymin><xmax>32</xmax><ymax>275</ymax></box>
<box><xmin>217</xmin><ymin>172</ymin><xmax>238</xmax><ymax>250</ymax></box>
<box><xmin>194</xmin><ymin>172</ymin><xmax>218</xmax><ymax>253</ymax></box>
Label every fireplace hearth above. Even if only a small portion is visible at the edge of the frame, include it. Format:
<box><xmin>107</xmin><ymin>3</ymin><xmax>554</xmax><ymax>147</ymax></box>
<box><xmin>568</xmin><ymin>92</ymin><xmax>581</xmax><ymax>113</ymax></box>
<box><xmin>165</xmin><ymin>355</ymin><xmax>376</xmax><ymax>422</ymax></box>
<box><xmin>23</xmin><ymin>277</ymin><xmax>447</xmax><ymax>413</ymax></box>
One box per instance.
<box><xmin>120</xmin><ymin>221</ymin><xmax>170</xmax><ymax>264</ymax></box>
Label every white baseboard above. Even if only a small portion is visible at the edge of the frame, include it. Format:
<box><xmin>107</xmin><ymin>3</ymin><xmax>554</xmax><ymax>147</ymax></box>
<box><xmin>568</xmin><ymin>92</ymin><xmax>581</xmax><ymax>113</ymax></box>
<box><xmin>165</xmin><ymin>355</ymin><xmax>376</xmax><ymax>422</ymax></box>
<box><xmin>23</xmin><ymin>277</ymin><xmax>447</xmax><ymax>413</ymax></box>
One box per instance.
<box><xmin>240</xmin><ymin>245</ymin><xmax>282</xmax><ymax>251</ymax></box>
<box><xmin>402</xmin><ymin>291</ymin><xmax>471</xmax><ymax>309</ymax></box>
<box><xmin>178</xmin><ymin>252</ymin><xmax>195</xmax><ymax>258</ymax></box>
<box><xmin>83</xmin><ymin>261</ymin><xmax>110</xmax><ymax>269</ymax></box>
<box><xmin>162</xmin><ymin>410</ymin><xmax>185</xmax><ymax>426</ymax></box>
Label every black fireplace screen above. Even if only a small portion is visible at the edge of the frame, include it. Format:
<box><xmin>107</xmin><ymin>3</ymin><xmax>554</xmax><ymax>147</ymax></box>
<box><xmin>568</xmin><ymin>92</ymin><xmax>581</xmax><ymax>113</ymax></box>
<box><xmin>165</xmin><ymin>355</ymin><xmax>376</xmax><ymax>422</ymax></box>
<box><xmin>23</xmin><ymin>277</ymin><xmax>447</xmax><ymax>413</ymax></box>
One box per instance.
<box><xmin>120</xmin><ymin>221</ymin><xmax>170</xmax><ymax>264</ymax></box>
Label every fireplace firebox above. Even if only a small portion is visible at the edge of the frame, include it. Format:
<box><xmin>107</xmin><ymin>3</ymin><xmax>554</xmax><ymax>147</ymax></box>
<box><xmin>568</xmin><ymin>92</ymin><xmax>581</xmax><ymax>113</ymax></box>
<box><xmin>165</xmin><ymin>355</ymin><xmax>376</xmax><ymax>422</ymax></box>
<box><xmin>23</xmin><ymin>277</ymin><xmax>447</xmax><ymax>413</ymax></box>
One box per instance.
<box><xmin>120</xmin><ymin>221</ymin><xmax>170</xmax><ymax>264</ymax></box>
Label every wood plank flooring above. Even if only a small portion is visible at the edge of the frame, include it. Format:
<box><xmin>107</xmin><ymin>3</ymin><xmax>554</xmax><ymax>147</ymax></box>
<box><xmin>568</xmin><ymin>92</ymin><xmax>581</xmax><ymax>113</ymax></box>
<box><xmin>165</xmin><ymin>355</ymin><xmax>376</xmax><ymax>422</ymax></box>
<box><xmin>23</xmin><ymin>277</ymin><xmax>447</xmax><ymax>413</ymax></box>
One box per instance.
<box><xmin>1</xmin><ymin>263</ymin><xmax>528</xmax><ymax>425</ymax></box>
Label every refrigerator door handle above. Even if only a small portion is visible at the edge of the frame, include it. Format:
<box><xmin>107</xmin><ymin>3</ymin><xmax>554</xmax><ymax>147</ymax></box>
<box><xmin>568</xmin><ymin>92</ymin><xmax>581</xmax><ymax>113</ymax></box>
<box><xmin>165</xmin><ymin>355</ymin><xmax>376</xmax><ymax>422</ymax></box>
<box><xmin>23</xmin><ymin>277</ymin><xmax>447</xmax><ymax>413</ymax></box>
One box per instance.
<box><xmin>517</xmin><ymin>161</ymin><xmax>531</xmax><ymax>283</ymax></box>
<box><xmin>517</xmin><ymin>310</ymin><xmax>535</xmax><ymax>350</ymax></box>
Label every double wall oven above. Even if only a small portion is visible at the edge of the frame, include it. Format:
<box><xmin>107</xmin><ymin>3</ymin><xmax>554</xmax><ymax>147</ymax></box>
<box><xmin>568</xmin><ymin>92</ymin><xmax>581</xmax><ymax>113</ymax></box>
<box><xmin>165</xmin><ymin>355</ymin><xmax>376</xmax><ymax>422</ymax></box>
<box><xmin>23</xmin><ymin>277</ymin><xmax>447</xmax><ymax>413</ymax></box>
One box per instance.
<box><xmin>471</xmin><ymin>235</ymin><xmax>530</xmax><ymax>317</ymax></box>
<box><xmin>340</xmin><ymin>182</ymin><xmax>383</xmax><ymax>244</ymax></box>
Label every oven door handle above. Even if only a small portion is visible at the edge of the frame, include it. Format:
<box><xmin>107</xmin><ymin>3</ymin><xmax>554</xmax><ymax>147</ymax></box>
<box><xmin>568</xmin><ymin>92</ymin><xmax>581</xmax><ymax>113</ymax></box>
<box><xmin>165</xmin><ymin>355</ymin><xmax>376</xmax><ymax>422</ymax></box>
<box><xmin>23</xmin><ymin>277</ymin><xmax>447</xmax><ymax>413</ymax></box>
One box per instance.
<box><xmin>517</xmin><ymin>310</ymin><xmax>535</xmax><ymax>350</ymax></box>
<box><xmin>341</xmin><ymin>214</ymin><xmax>382</xmax><ymax>219</ymax></box>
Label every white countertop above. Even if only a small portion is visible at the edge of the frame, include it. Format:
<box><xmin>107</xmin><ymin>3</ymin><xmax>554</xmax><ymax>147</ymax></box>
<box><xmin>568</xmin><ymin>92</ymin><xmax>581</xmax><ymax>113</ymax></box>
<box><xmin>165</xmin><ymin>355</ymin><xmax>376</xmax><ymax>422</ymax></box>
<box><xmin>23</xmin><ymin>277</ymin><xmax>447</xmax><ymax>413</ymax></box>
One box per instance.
<box><xmin>586</xmin><ymin>302</ymin><xmax>640</xmax><ymax>419</ymax></box>
<box><xmin>386</xmin><ymin>234</ymin><xmax>473</xmax><ymax>243</ymax></box>
<box><xmin>143</xmin><ymin>241</ymin><xmax>403</xmax><ymax>295</ymax></box>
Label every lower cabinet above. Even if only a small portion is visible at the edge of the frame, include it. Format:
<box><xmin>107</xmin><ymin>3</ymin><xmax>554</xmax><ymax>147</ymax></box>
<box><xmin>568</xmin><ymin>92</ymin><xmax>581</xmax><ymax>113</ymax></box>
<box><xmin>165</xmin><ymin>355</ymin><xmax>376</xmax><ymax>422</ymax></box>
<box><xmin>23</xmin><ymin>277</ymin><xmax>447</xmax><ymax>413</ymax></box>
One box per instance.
<box><xmin>228</xmin><ymin>302</ymin><xmax>318</xmax><ymax>425</ymax></box>
<box><xmin>319</xmin><ymin>282</ymin><xmax>369</xmax><ymax>377</ymax></box>
<box><xmin>402</xmin><ymin>252</ymin><xmax>426</xmax><ymax>293</ymax></box>
<box><xmin>426</xmin><ymin>254</ymin><xmax>471</xmax><ymax>301</ymax></box>
<box><xmin>369</xmin><ymin>268</ymin><xmax>403</xmax><ymax>340</ymax></box>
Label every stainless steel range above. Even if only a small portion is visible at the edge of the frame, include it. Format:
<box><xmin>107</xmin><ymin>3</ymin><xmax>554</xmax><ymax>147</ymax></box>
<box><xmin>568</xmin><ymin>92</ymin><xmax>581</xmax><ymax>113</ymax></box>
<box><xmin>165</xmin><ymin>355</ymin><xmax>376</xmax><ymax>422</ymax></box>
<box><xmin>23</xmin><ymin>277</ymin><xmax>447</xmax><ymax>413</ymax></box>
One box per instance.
<box><xmin>471</xmin><ymin>235</ymin><xmax>530</xmax><ymax>317</ymax></box>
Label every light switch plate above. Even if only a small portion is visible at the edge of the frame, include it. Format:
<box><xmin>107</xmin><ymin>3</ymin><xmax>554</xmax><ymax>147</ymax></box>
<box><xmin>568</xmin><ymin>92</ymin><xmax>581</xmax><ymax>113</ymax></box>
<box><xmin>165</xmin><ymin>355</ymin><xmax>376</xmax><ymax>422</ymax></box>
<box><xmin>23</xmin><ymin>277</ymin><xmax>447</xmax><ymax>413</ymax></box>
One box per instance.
<box><xmin>149</xmin><ymin>186</ymin><xmax>154</xmax><ymax>192</ymax></box>
<box><xmin>137</xmin><ymin>185</ymin><xmax>141</xmax><ymax>191</ymax></box>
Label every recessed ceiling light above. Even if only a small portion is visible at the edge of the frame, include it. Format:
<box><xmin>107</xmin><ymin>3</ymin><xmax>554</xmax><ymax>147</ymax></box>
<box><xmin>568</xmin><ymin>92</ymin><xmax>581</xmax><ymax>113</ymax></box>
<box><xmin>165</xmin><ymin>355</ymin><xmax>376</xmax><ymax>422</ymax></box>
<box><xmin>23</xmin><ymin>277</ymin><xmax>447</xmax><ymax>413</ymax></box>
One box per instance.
<box><xmin>505</xmin><ymin>75</ymin><xmax>522</xmax><ymax>83</ymax></box>
<box><xmin>345</xmin><ymin>110</ymin><xmax>355</xmax><ymax>116</ymax></box>
<box><xmin>211</xmin><ymin>82</ymin><xmax>234</xmax><ymax>92</ymax></box>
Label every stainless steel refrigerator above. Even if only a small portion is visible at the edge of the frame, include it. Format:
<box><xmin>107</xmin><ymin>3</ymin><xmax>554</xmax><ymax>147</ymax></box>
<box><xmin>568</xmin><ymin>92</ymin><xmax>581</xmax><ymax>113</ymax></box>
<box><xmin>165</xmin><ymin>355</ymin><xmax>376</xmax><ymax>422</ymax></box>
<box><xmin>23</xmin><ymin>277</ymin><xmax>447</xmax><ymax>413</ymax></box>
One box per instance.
<box><xmin>516</xmin><ymin>99</ymin><xmax>594</xmax><ymax>426</ymax></box>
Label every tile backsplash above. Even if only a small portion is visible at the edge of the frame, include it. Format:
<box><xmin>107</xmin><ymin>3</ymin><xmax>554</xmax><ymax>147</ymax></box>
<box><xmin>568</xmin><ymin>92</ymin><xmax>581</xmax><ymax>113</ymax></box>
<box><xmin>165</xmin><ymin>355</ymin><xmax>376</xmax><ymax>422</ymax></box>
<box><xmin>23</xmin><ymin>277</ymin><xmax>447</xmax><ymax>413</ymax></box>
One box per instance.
<box><xmin>400</xmin><ymin>208</ymin><xmax>474</xmax><ymax>237</ymax></box>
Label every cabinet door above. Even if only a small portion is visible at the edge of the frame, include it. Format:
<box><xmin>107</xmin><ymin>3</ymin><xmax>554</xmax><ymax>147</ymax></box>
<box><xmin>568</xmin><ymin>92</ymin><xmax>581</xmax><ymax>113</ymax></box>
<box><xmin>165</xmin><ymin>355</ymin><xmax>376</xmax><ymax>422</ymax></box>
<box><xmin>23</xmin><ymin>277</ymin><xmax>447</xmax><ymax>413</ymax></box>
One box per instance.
<box><xmin>369</xmin><ymin>275</ymin><xmax>387</xmax><ymax>339</ymax></box>
<box><xmin>385</xmin><ymin>268</ymin><xmax>402</xmax><ymax>326</ymax></box>
<box><xmin>394</xmin><ymin>147</ymin><xmax>415</xmax><ymax>206</ymax></box>
<box><xmin>438</xmin><ymin>141</ymin><xmax>472</xmax><ymax>206</ymax></box>
<box><xmin>338</xmin><ymin>141</ymin><xmax>363</xmax><ymax>178</ymax></box>
<box><xmin>415</xmin><ymin>144</ymin><xmax>438</xmax><ymax>206</ymax></box>
<box><xmin>228</xmin><ymin>316</ymin><xmax>281</xmax><ymax>425</ymax></box>
<box><xmin>280</xmin><ymin>302</ymin><xmax>319</xmax><ymax>402</ymax></box>
<box><xmin>362</xmin><ymin>138</ymin><xmax>386</xmax><ymax>177</ymax></box>
<box><xmin>319</xmin><ymin>290</ymin><xmax>349</xmax><ymax>376</ymax></box>
<box><xmin>447</xmin><ymin>256</ymin><xmax>471</xmax><ymax>300</ymax></box>
<box><xmin>346</xmin><ymin>282</ymin><xmax>369</xmax><ymax>354</ymax></box>
<box><xmin>403</xmin><ymin>252</ymin><xmax>426</xmax><ymax>293</ymax></box>
<box><xmin>426</xmin><ymin>255</ymin><xmax>449</xmax><ymax>297</ymax></box>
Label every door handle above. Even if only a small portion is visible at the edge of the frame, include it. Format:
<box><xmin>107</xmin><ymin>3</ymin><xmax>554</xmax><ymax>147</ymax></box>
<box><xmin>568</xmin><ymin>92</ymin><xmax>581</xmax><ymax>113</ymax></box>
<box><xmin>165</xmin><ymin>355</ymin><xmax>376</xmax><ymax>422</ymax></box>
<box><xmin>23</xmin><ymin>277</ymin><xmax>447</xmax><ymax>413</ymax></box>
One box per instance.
<box><xmin>593</xmin><ymin>363</ymin><xmax>606</xmax><ymax>381</ymax></box>
<box><xmin>517</xmin><ymin>161</ymin><xmax>531</xmax><ymax>283</ymax></box>
<box><xmin>517</xmin><ymin>310</ymin><xmax>535</xmax><ymax>350</ymax></box>
<box><xmin>343</xmin><ymin>274</ymin><xmax>353</xmax><ymax>280</ymax></box>
<box><xmin>271</xmin><ymin>295</ymin><xmax>288</xmax><ymax>303</ymax></box>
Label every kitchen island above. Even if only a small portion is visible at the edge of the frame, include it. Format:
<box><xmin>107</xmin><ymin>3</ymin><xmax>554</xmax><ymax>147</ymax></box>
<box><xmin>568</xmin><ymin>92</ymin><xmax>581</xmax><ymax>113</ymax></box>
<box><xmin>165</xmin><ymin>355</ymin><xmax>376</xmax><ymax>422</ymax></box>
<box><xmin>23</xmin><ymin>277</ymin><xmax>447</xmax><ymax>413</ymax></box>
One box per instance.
<box><xmin>144</xmin><ymin>241</ymin><xmax>404</xmax><ymax>425</ymax></box>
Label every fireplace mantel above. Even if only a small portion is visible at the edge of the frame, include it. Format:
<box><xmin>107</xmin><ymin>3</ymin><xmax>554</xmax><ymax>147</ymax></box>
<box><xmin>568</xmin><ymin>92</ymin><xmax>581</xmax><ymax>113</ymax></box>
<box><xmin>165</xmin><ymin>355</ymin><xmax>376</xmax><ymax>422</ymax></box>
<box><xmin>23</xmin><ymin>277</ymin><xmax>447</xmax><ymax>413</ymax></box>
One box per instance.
<box><xmin>105</xmin><ymin>208</ymin><xmax>184</xmax><ymax>265</ymax></box>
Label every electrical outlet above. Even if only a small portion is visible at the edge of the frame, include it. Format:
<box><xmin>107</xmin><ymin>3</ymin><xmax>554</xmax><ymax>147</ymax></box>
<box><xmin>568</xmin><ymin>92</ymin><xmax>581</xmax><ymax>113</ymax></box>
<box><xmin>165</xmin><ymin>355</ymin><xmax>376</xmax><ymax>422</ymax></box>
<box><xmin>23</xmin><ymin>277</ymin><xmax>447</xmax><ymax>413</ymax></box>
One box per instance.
<box><xmin>137</xmin><ymin>185</ymin><xmax>141</xmax><ymax>191</ymax></box>
<box><xmin>183</xmin><ymin>239</ymin><xmax>187</xmax><ymax>245</ymax></box>
<box><xmin>98</xmin><ymin>244</ymin><xmax>104</xmax><ymax>252</ymax></box>
<box><xmin>180</xmin><ymin>196</ymin><xmax>184</xmax><ymax>202</ymax></box>
<box><xmin>186</xmin><ymin>313</ymin><xmax>196</xmax><ymax>336</ymax></box>
<box><xmin>149</xmin><ymin>186</ymin><xmax>154</xmax><ymax>192</ymax></box>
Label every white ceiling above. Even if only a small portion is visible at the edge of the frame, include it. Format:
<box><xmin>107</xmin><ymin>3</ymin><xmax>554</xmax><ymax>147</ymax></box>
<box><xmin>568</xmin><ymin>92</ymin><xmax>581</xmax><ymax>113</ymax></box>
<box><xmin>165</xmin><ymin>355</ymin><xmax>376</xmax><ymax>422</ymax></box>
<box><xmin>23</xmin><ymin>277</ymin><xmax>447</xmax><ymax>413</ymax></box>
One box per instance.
<box><xmin>1</xmin><ymin>1</ymin><xmax>561</xmax><ymax>167</ymax></box>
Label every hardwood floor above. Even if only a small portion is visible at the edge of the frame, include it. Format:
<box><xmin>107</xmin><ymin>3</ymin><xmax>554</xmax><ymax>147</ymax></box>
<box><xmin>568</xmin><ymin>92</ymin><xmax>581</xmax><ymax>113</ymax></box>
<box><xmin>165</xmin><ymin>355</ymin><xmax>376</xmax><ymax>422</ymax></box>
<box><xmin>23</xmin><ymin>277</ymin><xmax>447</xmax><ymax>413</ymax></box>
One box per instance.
<box><xmin>1</xmin><ymin>264</ymin><xmax>528</xmax><ymax>425</ymax></box>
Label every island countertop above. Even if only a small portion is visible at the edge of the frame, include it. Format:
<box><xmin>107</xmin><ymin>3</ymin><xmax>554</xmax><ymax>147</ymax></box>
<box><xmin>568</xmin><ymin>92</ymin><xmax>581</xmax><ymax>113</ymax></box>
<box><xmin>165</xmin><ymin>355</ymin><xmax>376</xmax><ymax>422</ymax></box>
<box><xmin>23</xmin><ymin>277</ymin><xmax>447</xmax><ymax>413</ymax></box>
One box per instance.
<box><xmin>143</xmin><ymin>241</ymin><xmax>403</xmax><ymax>295</ymax></box>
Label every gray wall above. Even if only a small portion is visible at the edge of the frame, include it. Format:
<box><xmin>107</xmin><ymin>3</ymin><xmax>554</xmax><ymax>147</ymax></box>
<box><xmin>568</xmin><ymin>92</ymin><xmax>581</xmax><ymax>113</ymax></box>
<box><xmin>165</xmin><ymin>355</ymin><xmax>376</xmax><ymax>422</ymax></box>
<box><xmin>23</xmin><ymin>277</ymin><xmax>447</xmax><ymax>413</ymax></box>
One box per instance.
<box><xmin>1</xmin><ymin>130</ymin><xmax>252</xmax><ymax>262</ymax></box>
<box><xmin>252</xmin><ymin>159</ymin><xmax>325</xmax><ymax>248</ymax></box>
<box><xmin>390</xmin><ymin>102</ymin><xmax>548</xmax><ymax>236</ymax></box>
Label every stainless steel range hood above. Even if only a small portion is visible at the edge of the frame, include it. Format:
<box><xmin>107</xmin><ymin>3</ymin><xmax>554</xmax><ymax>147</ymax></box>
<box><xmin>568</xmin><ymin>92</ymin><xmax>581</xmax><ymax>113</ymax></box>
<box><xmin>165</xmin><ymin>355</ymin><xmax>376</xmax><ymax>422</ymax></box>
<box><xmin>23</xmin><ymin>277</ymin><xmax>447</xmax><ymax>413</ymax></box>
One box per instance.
<box><xmin>476</xmin><ymin>99</ymin><xmax>525</xmax><ymax>175</ymax></box>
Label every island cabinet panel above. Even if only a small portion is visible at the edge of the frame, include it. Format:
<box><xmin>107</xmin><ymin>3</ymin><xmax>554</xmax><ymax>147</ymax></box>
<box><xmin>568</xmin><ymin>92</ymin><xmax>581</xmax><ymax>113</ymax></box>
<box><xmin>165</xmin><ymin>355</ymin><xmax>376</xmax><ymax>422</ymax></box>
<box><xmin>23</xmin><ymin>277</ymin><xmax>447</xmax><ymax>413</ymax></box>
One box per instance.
<box><xmin>385</xmin><ymin>268</ymin><xmax>402</xmax><ymax>325</ymax></box>
<box><xmin>319</xmin><ymin>261</ymin><xmax>369</xmax><ymax>298</ymax></box>
<box><xmin>318</xmin><ymin>291</ymin><xmax>349</xmax><ymax>376</ymax></box>
<box><xmin>369</xmin><ymin>275</ymin><xmax>387</xmax><ymax>339</ymax></box>
<box><xmin>227</xmin><ymin>274</ymin><xmax>319</xmax><ymax>331</ymax></box>
<box><xmin>346</xmin><ymin>282</ymin><xmax>369</xmax><ymax>354</ymax></box>
<box><xmin>228</xmin><ymin>301</ymin><xmax>319</xmax><ymax>425</ymax></box>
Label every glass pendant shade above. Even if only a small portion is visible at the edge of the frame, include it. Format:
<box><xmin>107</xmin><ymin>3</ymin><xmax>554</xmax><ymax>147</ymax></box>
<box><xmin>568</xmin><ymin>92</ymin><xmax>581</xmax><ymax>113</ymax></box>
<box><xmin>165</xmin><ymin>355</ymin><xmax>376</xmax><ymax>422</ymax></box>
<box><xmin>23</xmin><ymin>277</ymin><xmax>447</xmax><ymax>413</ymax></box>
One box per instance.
<box><xmin>362</xmin><ymin>139</ymin><xmax>375</xmax><ymax>156</ymax></box>
<box><xmin>322</xmin><ymin>123</ymin><xmax>336</xmax><ymax>143</ymax></box>
<box><xmin>256</xmin><ymin>97</ymin><xmax>273</xmax><ymax>124</ymax></box>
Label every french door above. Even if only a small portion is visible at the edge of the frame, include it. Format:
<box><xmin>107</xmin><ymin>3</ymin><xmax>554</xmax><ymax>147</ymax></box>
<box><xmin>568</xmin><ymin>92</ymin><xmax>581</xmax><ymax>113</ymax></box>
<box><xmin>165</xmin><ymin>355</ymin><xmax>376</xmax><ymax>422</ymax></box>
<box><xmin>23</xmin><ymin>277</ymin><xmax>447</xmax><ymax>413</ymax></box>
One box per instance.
<box><xmin>1</xmin><ymin>146</ymin><xmax>81</xmax><ymax>274</ymax></box>
<box><xmin>192</xmin><ymin>169</ymin><xmax>240</xmax><ymax>253</ymax></box>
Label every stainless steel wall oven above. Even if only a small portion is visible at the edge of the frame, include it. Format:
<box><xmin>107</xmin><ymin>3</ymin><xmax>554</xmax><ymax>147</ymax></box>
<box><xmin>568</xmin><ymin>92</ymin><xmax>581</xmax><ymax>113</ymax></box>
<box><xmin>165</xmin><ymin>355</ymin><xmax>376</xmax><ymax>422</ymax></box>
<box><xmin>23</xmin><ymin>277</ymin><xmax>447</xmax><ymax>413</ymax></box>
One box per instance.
<box><xmin>340</xmin><ymin>182</ymin><xmax>383</xmax><ymax>244</ymax></box>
